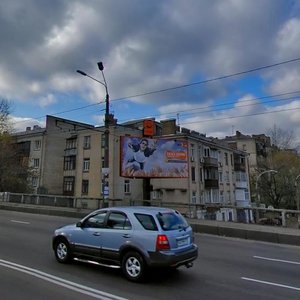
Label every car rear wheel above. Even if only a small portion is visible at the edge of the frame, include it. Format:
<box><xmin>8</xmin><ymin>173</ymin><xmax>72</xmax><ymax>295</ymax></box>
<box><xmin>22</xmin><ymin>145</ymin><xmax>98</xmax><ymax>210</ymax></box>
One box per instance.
<box><xmin>122</xmin><ymin>251</ymin><xmax>146</xmax><ymax>282</ymax></box>
<box><xmin>54</xmin><ymin>239</ymin><xmax>72</xmax><ymax>263</ymax></box>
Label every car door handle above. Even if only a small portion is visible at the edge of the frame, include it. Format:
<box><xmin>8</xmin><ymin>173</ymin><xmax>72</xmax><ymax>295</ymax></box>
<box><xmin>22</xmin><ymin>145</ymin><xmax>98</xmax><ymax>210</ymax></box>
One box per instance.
<box><xmin>122</xmin><ymin>234</ymin><xmax>131</xmax><ymax>238</ymax></box>
<box><xmin>93</xmin><ymin>232</ymin><xmax>101</xmax><ymax>236</ymax></box>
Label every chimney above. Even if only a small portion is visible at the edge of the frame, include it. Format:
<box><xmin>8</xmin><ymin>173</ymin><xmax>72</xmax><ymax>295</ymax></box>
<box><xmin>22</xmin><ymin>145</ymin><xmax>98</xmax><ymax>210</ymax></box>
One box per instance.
<box><xmin>161</xmin><ymin>119</ymin><xmax>177</xmax><ymax>135</ymax></box>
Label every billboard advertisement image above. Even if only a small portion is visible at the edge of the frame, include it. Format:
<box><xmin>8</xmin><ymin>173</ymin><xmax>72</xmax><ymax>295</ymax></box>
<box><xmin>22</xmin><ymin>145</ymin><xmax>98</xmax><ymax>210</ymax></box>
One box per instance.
<box><xmin>120</xmin><ymin>136</ymin><xmax>188</xmax><ymax>178</ymax></box>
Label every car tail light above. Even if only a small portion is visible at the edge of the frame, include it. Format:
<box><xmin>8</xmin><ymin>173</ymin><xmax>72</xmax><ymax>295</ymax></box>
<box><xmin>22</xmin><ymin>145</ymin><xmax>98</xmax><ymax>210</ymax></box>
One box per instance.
<box><xmin>156</xmin><ymin>234</ymin><xmax>170</xmax><ymax>251</ymax></box>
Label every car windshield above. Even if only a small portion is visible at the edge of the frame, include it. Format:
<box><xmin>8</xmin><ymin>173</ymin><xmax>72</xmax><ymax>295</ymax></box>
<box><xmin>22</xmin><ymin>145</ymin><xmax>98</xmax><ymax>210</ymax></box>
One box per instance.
<box><xmin>156</xmin><ymin>211</ymin><xmax>189</xmax><ymax>231</ymax></box>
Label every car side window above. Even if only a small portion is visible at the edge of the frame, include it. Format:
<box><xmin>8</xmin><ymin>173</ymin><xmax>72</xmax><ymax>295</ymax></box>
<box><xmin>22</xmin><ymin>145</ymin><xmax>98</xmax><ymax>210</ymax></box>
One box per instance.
<box><xmin>106</xmin><ymin>212</ymin><xmax>132</xmax><ymax>230</ymax></box>
<box><xmin>85</xmin><ymin>212</ymin><xmax>107</xmax><ymax>228</ymax></box>
<box><xmin>134</xmin><ymin>213</ymin><xmax>158</xmax><ymax>231</ymax></box>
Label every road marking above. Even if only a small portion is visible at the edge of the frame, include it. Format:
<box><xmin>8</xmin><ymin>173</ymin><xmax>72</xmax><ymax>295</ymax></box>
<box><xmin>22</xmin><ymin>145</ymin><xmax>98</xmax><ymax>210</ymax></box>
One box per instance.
<box><xmin>10</xmin><ymin>220</ymin><xmax>30</xmax><ymax>225</ymax></box>
<box><xmin>253</xmin><ymin>255</ymin><xmax>300</xmax><ymax>265</ymax></box>
<box><xmin>0</xmin><ymin>259</ymin><xmax>128</xmax><ymax>300</ymax></box>
<box><xmin>242</xmin><ymin>277</ymin><xmax>300</xmax><ymax>291</ymax></box>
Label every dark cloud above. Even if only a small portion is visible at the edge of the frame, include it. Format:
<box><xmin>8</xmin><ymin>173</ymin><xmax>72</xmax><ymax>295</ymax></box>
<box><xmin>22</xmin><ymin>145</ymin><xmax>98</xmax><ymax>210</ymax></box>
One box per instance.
<box><xmin>0</xmin><ymin>0</ymin><xmax>299</xmax><ymax>139</ymax></box>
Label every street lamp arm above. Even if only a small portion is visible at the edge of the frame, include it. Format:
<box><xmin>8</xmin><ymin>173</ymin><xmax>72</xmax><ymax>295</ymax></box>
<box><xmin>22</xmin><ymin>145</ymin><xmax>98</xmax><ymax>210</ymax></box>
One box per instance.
<box><xmin>256</xmin><ymin>169</ymin><xmax>277</xmax><ymax>183</ymax></box>
<box><xmin>76</xmin><ymin>70</ymin><xmax>107</xmax><ymax>89</ymax></box>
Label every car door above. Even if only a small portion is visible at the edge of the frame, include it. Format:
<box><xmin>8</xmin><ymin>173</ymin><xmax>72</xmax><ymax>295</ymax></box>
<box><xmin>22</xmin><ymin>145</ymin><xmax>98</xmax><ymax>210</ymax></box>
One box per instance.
<box><xmin>100</xmin><ymin>211</ymin><xmax>133</xmax><ymax>263</ymax></box>
<box><xmin>71</xmin><ymin>211</ymin><xmax>107</xmax><ymax>259</ymax></box>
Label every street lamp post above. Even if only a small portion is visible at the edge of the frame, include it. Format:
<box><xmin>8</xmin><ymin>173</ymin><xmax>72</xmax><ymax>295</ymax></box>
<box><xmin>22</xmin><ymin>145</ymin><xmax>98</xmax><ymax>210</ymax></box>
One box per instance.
<box><xmin>77</xmin><ymin>62</ymin><xmax>110</xmax><ymax>205</ymax></box>
<box><xmin>255</xmin><ymin>169</ymin><xmax>278</xmax><ymax>206</ymax></box>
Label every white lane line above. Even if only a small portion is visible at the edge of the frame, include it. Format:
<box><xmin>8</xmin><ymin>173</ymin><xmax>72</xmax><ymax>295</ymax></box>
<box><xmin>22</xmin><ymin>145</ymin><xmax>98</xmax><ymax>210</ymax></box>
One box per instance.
<box><xmin>242</xmin><ymin>277</ymin><xmax>300</xmax><ymax>291</ymax></box>
<box><xmin>0</xmin><ymin>259</ymin><xmax>128</xmax><ymax>300</ymax></box>
<box><xmin>10</xmin><ymin>220</ymin><xmax>30</xmax><ymax>225</ymax></box>
<box><xmin>253</xmin><ymin>255</ymin><xmax>300</xmax><ymax>265</ymax></box>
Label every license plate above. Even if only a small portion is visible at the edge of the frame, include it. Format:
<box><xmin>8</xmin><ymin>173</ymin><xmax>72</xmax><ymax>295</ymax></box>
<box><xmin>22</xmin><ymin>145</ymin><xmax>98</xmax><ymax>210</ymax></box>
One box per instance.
<box><xmin>177</xmin><ymin>238</ymin><xmax>188</xmax><ymax>247</ymax></box>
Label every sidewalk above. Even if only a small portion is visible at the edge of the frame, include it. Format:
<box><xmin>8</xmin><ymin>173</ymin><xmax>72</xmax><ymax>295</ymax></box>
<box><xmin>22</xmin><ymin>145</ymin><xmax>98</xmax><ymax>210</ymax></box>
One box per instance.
<box><xmin>1</xmin><ymin>201</ymin><xmax>299</xmax><ymax>246</ymax></box>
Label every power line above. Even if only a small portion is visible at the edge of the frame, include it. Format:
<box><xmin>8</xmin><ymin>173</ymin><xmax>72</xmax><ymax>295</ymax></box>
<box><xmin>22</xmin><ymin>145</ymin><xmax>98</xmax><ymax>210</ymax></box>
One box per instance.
<box><xmin>110</xmin><ymin>57</ymin><xmax>300</xmax><ymax>102</ymax></box>
<box><xmin>12</xmin><ymin>56</ymin><xmax>300</xmax><ymax>126</ymax></box>
<box><xmin>180</xmin><ymin>106</ymin><xmax>300</xmax><ymax>125</ymax></box>
<box><xmin>117</xmin><ymin>90</ymin><xmax>300</xmax><ymax>123</ymax></box>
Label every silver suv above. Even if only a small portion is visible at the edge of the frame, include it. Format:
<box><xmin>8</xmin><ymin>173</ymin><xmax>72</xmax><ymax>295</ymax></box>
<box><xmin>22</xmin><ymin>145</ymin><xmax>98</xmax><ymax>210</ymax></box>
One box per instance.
<box><xmin>52</xmin><ymin>206</ymin><xmax>198</xmax><ymax>282</ymax></box>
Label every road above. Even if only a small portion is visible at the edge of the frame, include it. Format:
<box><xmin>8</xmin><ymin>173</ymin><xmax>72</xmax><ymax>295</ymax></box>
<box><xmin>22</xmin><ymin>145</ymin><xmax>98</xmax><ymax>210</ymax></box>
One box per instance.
<box><xmin>0</xmin><ymin>210</ymin><xmax>299</xmax><ymax>300</ymax></box>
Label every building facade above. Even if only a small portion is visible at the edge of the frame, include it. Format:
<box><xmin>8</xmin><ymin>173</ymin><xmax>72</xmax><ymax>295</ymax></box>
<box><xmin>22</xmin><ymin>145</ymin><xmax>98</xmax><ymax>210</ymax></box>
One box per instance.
<box><xmin>13</xmin><ymin>116</ymin><xmax>251</xmax><ymax>220</ymax></box>
<box><xmin>221</xmin><ymin>130</ymin><xmax>271</xmax><ymax>173</ymax></box>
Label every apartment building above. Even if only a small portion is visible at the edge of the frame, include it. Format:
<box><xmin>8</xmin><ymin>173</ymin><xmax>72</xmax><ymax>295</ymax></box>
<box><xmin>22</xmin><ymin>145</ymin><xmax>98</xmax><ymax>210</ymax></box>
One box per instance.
<box><xmin>13</xmin><ymin>116</ymin><xmax>251</xmax><ymax>219</ymax></box>
<box><xmin>13</xmin><ymin>115</ymin><xmax>95</xmax><ymax>195</ymax></box>
<box><xmin>13</xmin><ymin>125</ymin><xmax>45</xmax><ymax>193</ymax></box>
<box><xmin>221</xmin><ymin>130</ymin><xmax>271</xmax><ymax>173</ymax></box>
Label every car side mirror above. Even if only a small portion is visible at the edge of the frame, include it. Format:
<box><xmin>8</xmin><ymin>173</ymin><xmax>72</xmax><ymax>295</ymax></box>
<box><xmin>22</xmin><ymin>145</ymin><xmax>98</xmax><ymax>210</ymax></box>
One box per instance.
<box><xmin>76</xmin><ymin>221</ymin><xmax>83</xmax><ymax>227</ymax></box>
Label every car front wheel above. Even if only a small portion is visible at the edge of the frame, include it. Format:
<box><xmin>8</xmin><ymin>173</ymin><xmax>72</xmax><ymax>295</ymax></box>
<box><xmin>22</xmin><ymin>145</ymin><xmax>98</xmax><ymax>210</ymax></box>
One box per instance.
<box><xmin>122</xmin><ymin>251</ymin><xmax>146</xmax><ymax>282</ymax></box>
<box><xmin>54</xmin><ymin>238</ymin><xmax>72</xmax><ymax>263</ymax></box>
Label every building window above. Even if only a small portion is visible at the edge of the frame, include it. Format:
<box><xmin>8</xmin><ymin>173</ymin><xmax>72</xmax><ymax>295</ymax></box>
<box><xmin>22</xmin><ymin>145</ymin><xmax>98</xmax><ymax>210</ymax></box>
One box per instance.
<box><xmin>224</xmin><ymin>153</ymin><xmax>228</xmax><ymax>165</ymax></box>
<box><xmin>191</xmin><ymin>167</ymin><xmax>196</xmax><ymax>182</ymax></box>
<box><xmin>33</xmin><ymin>158</ymin><xmax>39</xmax><ymax>168</ymax></box>
<box><xmin>230</xmin><ymin>154</ymin><xmax>233</xmax><ymax>166</ymax></box>
<box><xmin>236</xmin><ymin>171</ymin><xmax>247</xmax><ymax>182</ymax></box>
<box><xmin>82</xmin><ymin>180</ymin><xmax>89</xmax><ymax>194</ymax></box>
<box><xmin>83</xmin><ymin>136</ymin><xmax>91</xmax><ymax>149</ymax></box>
<box><xmin>124</xmin><ymin>180</ymin><xmax>131</xmax><ymax>194</ymax></box>
<box><xmin>63</xmin><ymin>176</ymin><xmax>75</xmax><ymax>194</ymax></box>
<box><xmin>66</xmin><ymin>137</ymin><xmax>77</xmax><ymax>149</ymax></box>
<box><xmin>212</xmin><ymin>189</ymin><xmax>219</xmax><ymax>203</ymax></box>
<box><xmin>225</xmin><ymin>171</ymin><xmax>230</xmax><ymax>182</ymax></box>
<box><xmin>101</xmin><ymin>155</ymin><xmax>105</xmax><ymax>168</ymax></box>
<box><xmin>211</xmin><ymin>149</ymin><xmax>218</xmax><ymax>159</ymax></box>
<box><xmin>191</xmin><ymin>191</ymin><xmax>196</xmax><ymax>204</ymax></box>
<box><xmin>190</xmin><ymin>144</ymin><xmax>195</xmax><ymax>161</ymax></box>
<box><xmin>34</xmin><ymin>140</ymin><xmax>41</xmax><ymax>150</ymax></box>
<box><xmin>152</xmin><ymin>190</ymin><xmax>162</xmax><ymax>200</ymax></box>
<box><xmin>83</xmin><ymin>158</ymin><xmax>90</xmax><ymax>172</ymax></box>
<box><xmin>226</xmin><ymin>191</ymin><xmax>231</xmax><ymax>204</ymax></box>
<box><xmin>32</xmin><ymin>176</ymin><xmax>38</xmax><ymax>187</ymax></box>
<box><xmin>204</xmin><ymin>147</ymin><xmax>210</xmax><ymax>157</ymax></box>
<box><xmin>64</xmin><ymin>155</ymin><xmax>76</xmax><ymax>170</ymax></box>
<box><xmin>219</xmin><ymin>191</ymin><xmax>224</xmax><ymax>203</ymax></box>
<box><xmin>219</xmin><ymin>171</ymin><xmax>223</xmax><ymax>183</ymax></box>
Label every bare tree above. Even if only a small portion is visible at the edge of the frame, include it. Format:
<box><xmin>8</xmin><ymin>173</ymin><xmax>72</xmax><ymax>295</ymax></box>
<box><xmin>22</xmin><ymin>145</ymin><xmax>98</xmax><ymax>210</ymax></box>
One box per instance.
<box><xmin>267</xmin><ymin>124</ymin><xmax>295</xmax><ymax>150</ymax></box>
<box><xmin>257</xmin><ymin>151</ymin><xmax>300</xmax><ymax>209</ymax></box>
<box><xmin>0</xmin><ymin>99</ymin><xmax>12</xmax><ymax>134</ymax></box>
<box><xmin>0</xmin><ymin>100</ymin><xmax>32</xmax><ymax>192</ymax></box>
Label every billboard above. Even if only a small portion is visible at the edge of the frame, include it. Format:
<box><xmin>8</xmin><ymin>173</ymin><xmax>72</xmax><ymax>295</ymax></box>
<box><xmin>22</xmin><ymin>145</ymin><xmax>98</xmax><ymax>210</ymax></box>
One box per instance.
<box><xmin>120</xmin><ymin>136</ymin><xmax>188</xmax><ymax>178</ymax></box>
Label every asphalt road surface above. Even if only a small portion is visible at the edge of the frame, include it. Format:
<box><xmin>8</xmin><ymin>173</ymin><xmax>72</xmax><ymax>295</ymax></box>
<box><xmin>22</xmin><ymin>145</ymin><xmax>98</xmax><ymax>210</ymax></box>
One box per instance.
<box><xmin>0</xmin><ymin>210</ymin><xmax>299</xmax><ymax>300</ymax></box>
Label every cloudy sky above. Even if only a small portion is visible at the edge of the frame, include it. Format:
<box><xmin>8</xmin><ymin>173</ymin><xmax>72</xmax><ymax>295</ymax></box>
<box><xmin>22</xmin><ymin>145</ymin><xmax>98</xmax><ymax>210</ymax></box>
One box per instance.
<box><xmin>1</xmin><ymin>0</ymin><xmax>300</xmax><ymax>145</ymax></box>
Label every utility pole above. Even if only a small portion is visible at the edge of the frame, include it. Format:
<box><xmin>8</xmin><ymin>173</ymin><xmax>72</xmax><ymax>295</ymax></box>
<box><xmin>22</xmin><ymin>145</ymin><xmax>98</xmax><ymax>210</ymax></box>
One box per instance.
<box><xmin>97</xmin><ymin>62</ymin><xmax>110</xmax><ymax>203</ymax></box>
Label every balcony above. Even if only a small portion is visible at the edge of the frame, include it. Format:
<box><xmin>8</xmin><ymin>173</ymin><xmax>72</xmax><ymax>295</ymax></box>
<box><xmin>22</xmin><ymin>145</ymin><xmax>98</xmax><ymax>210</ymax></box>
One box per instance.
<box><xmin>204</xmin><ymin>179</ymin><xmax>219</xmax><ymax>188</ymax></box>
<box><xmin>234</xmin><ymin>162</ymin><xmax>246</xmax><ymax>171</ymax></box>
<box><xmin>64</xmin><ymin>148</ymin><xmax>77</xmax><ymax>156</ymax></box>
<box><xmin>235</xmin><ymin>181</ymin><xmax>248</xmax><ymax>188</ymax></box>
<box><xmin>203</xmin><ymin>157</ymin><xmax>218</xmax><ymax>167</ymax></box>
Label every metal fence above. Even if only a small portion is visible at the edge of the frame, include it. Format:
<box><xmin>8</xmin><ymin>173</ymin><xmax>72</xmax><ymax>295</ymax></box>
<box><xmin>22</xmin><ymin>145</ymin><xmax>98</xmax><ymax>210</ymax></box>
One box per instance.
<box><xmin>0</xmin><ymin>192</ymin><xmax>299</xmax><ymax>228</ymax></box>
